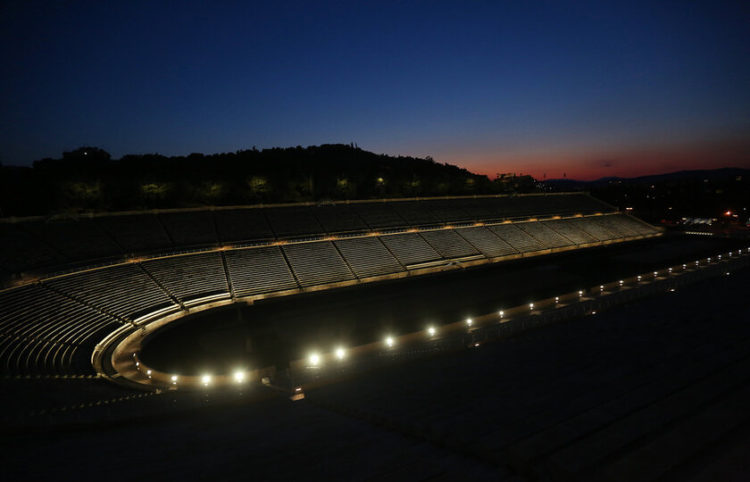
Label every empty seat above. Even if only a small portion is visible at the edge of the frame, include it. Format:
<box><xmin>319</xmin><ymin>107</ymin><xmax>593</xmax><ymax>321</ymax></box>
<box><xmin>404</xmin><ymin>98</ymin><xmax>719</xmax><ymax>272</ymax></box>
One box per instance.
<box><xmin>457</xmin><ymin>227</ymin><xmax>518</xmax><ymax>257</ymax></box>
<box><xmin>420</xmin><ymin>230</ymin><xmax>480</xmax><ymax>258</ymax></box>
<box><xmin>335</xmin><ymin>237</ymin><xmax>404</xmax><ymax>278</ymax></box>
<box><xmin>380</xmin><ymin>233</ymin><xmax>441</xmax><ymax>266</ymax></box>
<box><xmin>214</xmin><ymin>209</ymin><xmax>275</xmax><ymax>242</ymax></box>
<box><xmin>543</xmin><ymin>220</ymin><xmax>597</xmax><ymax>245</ymax></box>
<box><xmin>159</xmin><ymin>211</ymin><xmax>218</xmax><ymax>246</ymax></box>
<box><xmin>143</xmin><ymin>252</ymin><xmax>229</xmax><ymax>302</ymax></box>
<box><xmin>516</xmin><ymin>222</ymin><xmax>573</xmax><ymax>249</ymax></box>
<box><xmin>224</xmin><ymin>246</ymin><xmax>298</xmax><ymax>296</ymax></box>
<box><xmin>283</xmin><ymin>242</ymin><xmax>355</xmax><ymax>286</ymax></box>
<box><xmin>46</xmin><ymin>264</ymin><xmax>176</xmax><ymax>320</ymax></box>
<box><xmin>488</xmin><ymin>224</ymin><xmax>543</xmax><ymax>253</ymax></box>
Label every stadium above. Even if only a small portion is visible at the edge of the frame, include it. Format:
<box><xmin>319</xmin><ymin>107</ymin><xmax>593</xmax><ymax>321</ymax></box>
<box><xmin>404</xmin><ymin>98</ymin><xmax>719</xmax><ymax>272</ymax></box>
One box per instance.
<box><xmin>3</xmin><ymin>192</ymin><xmax>750</xmax><ymax>480</ymax></box>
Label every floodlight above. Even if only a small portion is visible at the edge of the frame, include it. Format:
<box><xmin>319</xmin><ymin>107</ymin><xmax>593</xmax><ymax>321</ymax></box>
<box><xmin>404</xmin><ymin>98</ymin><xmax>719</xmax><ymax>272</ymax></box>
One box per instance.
<box><xmin>427</xmin><ymin>326</ymin><xmax>436</xmax><ymax>336</ymax></box>
<box><xmin>385</xmin><ymin>336</ymin><xmax>394</xmax><ymax>347</ymax></box>
<box><xmin>466</xmin><ymin>318</ymin><xmax>473</xmax><ymax>326</ymax></box>
<box><xmin>335</xmin><ymin>347</ymin><xmax>346</xmax><ymax>360</ymax></box>
<box><xmin>233</xmin><ymin>370</ymin><xmax>245</xmax><ymax>383</ymax></box>
<box><xmin>201</xmin><ymin>374</ymin><xmax>212</xmax><ymax>386</ymax></box>
<box><xmin>308</xmin><ymin>353</ymin><xmax>320</xmax><ymax>366</ymax></box>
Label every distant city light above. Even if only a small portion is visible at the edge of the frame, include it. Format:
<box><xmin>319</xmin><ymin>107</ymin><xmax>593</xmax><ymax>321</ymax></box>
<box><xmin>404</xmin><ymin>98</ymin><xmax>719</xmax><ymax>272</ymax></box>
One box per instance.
<box><xmin>335</xmin><ymin>347</ymin><xmax>346</xmax><ymax>360</ymax></box>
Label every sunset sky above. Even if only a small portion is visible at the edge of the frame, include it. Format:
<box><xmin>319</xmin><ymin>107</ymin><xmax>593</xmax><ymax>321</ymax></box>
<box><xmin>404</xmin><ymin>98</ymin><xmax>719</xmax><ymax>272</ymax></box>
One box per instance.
<box><xmin>1</xmin><ymin>1</ymin><xmax>748</xmax><ymax>180</ymax></box>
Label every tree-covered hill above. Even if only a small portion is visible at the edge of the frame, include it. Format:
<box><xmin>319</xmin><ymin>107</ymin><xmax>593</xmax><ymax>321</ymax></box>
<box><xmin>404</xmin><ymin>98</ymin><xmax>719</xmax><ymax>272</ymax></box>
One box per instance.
<box><xmin>0</xmin><ymin>144</ymin><xmax>536</xmax><ymax>217</ymax></box>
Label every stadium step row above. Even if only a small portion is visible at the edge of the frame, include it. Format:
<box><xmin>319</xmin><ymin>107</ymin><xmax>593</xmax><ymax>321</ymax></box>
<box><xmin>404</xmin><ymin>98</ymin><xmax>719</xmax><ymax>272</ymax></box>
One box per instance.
<box><xmin>0</xmin><ymin>214</ymin><xmax>655</xmax><ymax>377</ymax></box>
<box><xmin>0</xmin><ymin>194</ymin><xmax>613</xmax><ymax>275</ymax></box>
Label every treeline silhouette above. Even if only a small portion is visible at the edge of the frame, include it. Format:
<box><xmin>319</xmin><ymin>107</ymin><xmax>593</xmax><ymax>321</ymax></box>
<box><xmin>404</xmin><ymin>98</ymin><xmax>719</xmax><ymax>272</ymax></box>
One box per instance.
<box><xmin>0</xmin><ymin>144</ymin><xmax>536</xmax><ymax>217</ymax></box>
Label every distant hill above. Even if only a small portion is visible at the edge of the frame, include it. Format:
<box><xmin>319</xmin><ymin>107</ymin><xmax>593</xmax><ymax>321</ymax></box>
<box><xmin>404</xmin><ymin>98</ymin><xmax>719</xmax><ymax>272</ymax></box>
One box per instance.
<box><xmin>544</xmin><ymin>167</ymin><xmax>749</xmax><ymax>189</ymax></box>
<box><xmin>0</xmin><ymin>144</ymin><xmax>537</xmax><ymax>217</ymax></box>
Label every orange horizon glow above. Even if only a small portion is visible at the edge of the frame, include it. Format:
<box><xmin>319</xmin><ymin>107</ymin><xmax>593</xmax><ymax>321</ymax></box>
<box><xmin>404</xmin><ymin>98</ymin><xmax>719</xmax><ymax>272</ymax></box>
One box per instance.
<box><xmin>443</xmin><ymin>137</ymin><xmax>750</xmax><ymax>181</ymax></box>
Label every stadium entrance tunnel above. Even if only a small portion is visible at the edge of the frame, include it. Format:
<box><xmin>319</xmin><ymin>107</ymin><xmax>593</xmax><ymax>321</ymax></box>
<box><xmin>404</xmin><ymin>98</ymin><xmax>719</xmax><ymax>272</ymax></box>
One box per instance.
<box><xmin>97</xmin><ymin>235</ymin><xmax>750</xmax><ymax>390</ymax></box>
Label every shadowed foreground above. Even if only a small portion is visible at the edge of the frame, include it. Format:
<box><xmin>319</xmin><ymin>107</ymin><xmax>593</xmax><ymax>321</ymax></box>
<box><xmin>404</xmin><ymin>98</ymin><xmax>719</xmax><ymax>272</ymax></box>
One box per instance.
<box><xmin>4</xmin><ymin>263</ymin><xmax>749</xmax><ymax>480</ymax></box>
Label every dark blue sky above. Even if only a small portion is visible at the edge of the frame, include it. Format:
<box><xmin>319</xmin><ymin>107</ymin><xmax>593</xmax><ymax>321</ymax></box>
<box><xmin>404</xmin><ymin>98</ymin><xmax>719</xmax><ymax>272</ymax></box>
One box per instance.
<box><xmin>1</xmin><ymin>0</ymin><xmax>748</xmax><ymax>179</ymax></box>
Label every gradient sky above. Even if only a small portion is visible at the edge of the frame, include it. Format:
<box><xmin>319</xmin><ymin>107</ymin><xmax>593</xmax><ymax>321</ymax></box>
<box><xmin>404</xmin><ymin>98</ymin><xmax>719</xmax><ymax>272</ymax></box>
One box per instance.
<box><xmin>1</xmin><ymin>1</ymin><xmax>748</xmax><ymax>180</ymax></box>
